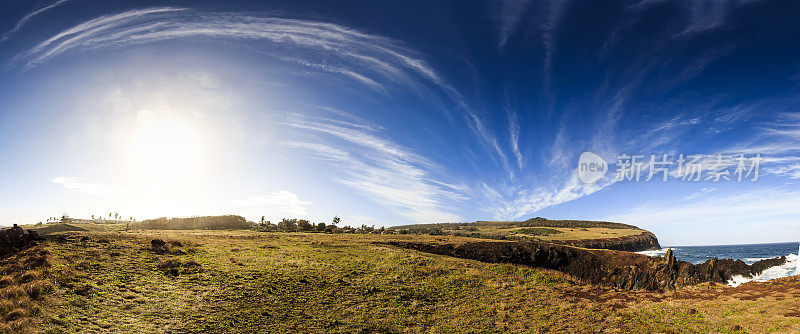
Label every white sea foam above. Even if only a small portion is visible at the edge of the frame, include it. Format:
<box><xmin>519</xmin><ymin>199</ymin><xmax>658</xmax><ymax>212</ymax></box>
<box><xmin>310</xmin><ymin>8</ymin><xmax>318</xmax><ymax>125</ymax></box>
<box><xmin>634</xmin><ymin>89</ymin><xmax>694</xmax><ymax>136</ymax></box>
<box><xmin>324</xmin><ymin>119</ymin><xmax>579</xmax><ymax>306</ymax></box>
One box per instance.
<box><xmin>728</xmin><ymin>253</ymin><xmax>799</xmax><ymax>287</ymax></box>
<box><xmin>744</xmin><ymin>257</ymin><xmax>768</xmax><ymax>264</ymax></box>
<box><xmin>796</xmin><ymin>243</ymin><xmax>800</xmax><ymax>276</ymax></box>
<box><xmin>637</xmin><ymin>248</ymin><xmax>671</xmax><ymax>257</ymax></box>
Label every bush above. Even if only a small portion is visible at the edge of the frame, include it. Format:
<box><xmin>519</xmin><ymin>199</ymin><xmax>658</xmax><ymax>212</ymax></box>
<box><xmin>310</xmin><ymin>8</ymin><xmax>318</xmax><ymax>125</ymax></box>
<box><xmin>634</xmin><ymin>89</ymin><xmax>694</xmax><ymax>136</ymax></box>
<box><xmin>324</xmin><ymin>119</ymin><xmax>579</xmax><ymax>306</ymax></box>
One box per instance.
<box><xmin>132</xmin><ymin>215</ymin><xmax>252</xmax><ymax>230</ymax></box>
<box><xmin>277</xmin><ymin>219</ymin><xmax>298</xmax><ymax>232</ymax></box>
<box><xmin>297</xmin><ymin>220</ymin><xmax>313</xmax><ymax>231</ymax></box>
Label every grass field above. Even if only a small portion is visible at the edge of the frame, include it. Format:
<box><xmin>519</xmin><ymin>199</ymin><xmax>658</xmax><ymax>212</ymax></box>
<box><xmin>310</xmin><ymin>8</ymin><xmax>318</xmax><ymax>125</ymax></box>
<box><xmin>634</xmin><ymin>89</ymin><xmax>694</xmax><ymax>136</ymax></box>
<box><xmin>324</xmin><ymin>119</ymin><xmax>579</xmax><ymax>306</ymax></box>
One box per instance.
<box><xmin>474</xmin><ymin>226</ymin><xmax>644</xmax><ymax>241</ymax></box>
<box><xmin>387</xmin><ymin>219</ymin><xmax>647</xmax><ymax>242</ymax></box>
<box><xmin>3</xmin><ymin>226</ymin><xmax>793</xmax><ymax>333</ymax></box>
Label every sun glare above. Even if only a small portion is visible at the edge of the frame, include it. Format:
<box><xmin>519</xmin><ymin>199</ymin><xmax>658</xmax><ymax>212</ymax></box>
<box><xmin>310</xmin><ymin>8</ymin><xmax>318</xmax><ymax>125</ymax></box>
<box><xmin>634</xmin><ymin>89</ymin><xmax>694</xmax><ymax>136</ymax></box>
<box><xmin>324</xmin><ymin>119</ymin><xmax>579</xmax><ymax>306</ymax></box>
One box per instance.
<box><xmin>133</xmin><ymin>118</ymin><xmax>202</xmax><ymax>190</ymax></box>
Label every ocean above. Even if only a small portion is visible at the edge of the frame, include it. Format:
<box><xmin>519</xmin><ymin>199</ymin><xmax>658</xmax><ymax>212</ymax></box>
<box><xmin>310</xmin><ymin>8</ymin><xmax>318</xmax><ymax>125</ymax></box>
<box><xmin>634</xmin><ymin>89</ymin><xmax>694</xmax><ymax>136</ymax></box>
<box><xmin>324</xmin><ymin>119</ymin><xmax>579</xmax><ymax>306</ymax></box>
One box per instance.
<box><xmin>638</xmin><ymin>242</ymin><xmax>800</xmax><ymax>287</ymax></box>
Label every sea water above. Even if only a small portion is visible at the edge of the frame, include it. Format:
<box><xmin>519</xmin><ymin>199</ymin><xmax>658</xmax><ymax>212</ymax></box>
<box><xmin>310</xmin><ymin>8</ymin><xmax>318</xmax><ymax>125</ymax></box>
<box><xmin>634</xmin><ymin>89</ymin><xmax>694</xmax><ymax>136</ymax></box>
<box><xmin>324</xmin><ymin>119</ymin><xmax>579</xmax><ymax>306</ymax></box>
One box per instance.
<box><xmin>638</xmin><ymin>242</ymin><xmax>799</xmax><ymax>287</ymax></box>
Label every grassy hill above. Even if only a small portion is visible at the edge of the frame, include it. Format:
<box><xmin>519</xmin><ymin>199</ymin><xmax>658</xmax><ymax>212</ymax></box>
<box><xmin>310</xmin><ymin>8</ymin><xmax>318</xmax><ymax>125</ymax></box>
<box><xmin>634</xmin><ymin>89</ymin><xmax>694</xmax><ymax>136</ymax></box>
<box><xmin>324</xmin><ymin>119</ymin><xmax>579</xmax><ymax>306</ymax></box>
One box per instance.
<box><xmin>388</xmin><ymin>217</ymin><xmax>646</xmax><ymax>242</ymax></box>
<box><xmin>131</xmin><ymin>215</ymin><xmax>253</xmax><ymax>230</ymax></box>
<box><xmin>0</xmin><ymin>226</ymin><xmax>791</xmax><ymax>333</ymax></box>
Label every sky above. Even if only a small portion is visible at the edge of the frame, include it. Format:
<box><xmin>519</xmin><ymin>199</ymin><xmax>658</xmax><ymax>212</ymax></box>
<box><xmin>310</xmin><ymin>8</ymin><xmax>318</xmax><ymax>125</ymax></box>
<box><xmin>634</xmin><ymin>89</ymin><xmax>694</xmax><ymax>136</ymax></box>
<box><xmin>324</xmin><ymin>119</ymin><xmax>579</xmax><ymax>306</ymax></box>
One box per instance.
<box><xmin>1</xmin><ymin>0</ymin><xmax>799</xmax><ymax>246</ymax></box>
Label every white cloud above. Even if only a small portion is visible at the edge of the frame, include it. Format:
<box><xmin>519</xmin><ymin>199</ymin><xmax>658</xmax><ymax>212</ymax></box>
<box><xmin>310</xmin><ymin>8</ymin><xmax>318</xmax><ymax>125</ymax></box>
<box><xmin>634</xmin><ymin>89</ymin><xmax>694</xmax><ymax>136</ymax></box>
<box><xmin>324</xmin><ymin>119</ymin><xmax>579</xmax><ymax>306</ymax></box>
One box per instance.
<box><xmin>604</xmin><ymin>187</ymin><xmax>800</xmax><ymax>243</ymax></box>
<box><xmin>1</xmin><ymin>0</ymin><xmax>70</xmax><ymax>41</ymax></box>
<box><xmin>764</xmin><ymin>164</ymin><xmax>800</xmax><ymax>179</ymax></box>
<box><xmin>14</xmin><ymin>7</ymin><xmax>439</xmax><ymax>92</ymax></box>
<box><xmin>232</xmin><ymin>191</ymin><xmax>311</xmax><ymax>217</ymax></box>
<box><xmin>492</xmin><ymin>0</ymin><xmax>531</xmax><ymax>47</ymax></box>
<box><xmin>677</xmin><ymin>0</ymin><xmax>732</xmax><ymax>36</ymax></box>
<box><xmin>481</xmin><ymin>173</ymin><xmax>615</xmax><ymax>220</ymax></box>
<box><xmin>13</xmin><ymin>7</ymin><xmax>511</xmax><ymax>182</ymax></box>
<box><xmin>720</xmin><ymin>111</ymin><xmax>800</xmax><ymax>177</ymax></box>
<box><xmin>284</xmin><ymin>114</ymin><xmax>465</xmax><ymax>224</ymax></box>
<box><xmin>52</xmin><ymin>177</ymin><xmax>119</xmax><ymax>194</ymax></box>
<box><xmin>542</xmin><ymin>0</ymin><xmax>569</xmax><ymax>115</ymax></box>
<box><xmin>466</xmin><ymin>111</ymin><xmax>513</xmax><ymax>177</ymax></box>
<box><xmin>345</xmin><ymin>215</ymin><xmax>382</xmax><ymax>227</ymax></box>
<box><xmin>686</xmin><ymin>187</ymin><xmax>716</xmax><ymax>200</ymax></box>
<box><xmin>504</xmin><ymin>93</ymin><xmax>523</xmax><ymax>170</ymax></box>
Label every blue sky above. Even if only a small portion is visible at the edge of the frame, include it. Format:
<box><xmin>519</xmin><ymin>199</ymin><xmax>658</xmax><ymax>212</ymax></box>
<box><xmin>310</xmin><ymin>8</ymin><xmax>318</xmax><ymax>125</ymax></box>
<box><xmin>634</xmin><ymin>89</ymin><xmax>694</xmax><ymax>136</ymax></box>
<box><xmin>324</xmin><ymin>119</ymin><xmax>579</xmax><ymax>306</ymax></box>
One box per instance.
<box><xmin>1</xmin><ymin>0</ymin><xmax>800</xmax><ymax>245</ymax></box>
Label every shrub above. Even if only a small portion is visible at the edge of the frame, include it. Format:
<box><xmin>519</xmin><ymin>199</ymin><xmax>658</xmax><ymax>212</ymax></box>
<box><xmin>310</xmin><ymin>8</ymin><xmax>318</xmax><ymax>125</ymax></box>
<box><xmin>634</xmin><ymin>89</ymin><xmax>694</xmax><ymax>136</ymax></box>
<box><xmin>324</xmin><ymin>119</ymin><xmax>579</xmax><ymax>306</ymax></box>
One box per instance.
<box><xmin>277</xmin><ymin>219</ymin><xmax>298</xmax><ymax>232</ymax></box>
<box><xmin>297</xmin><ymin>220</ymin><xmax>313</xmax><ymax>231</ymax></box>
<box><xmin>511</xmin><ymin>227</ymin><xmax>563</xmax><ymax>236</ymax></box>
<box><xmin>132</xmin><ymin>215</ymin><xmax>252</xmax><ymax>230</ymax></box>
<box><xmin>19</xmin><ymin>271</ymin><xmax>38</xmax><ymax>284</ymax></box>
<box><xmin>23</xmin><ymin>280</ymin><xmax>53</xmax><ymax>299</ymax></box>
<box><xmin>158</xmin><ymin>258</ymin><xmax>202</xmax><ymax>276</ymax></box>
<box><xmin>5</xmin><ymin>308</ymin><xmax>27</xmax><ymax>321</ymax></box>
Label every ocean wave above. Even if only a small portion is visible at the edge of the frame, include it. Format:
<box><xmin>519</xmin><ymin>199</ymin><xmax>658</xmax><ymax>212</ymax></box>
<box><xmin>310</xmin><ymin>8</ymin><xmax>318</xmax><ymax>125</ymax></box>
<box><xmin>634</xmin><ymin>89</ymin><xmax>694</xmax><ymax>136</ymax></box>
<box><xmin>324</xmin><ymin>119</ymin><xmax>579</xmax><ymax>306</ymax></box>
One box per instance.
<box><xmin>728</xmin><ymin>253</ymin><xmax>799</xmax><ymax>287</ymax></box>
<box><xmin>637</xmin><ymin>248</ymin><xmax>671</xmax><ymax>257</ymax></box>
<box><xmin>744</xmin><ymin>257</ymin><xmax>769</xmax><ymax>264</ymax></box>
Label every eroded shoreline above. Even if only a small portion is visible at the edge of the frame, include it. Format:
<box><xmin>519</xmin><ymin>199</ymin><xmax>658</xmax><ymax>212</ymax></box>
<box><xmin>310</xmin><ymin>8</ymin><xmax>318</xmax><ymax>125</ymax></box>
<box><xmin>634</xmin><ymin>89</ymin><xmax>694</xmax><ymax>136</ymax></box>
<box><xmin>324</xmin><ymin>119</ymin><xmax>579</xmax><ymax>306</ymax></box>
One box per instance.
<box><xmin>387</xmin><ymin>240</ymin><xmax>788</xmax><ymax>291</ymax></box>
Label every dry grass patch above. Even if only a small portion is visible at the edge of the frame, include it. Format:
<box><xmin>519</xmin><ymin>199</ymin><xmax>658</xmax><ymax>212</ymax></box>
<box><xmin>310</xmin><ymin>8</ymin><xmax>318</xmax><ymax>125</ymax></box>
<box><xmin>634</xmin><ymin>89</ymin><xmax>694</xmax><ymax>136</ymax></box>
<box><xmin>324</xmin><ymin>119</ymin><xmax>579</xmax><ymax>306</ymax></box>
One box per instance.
<box><xmin>0</xmin><ymin>246</ymin><xmax>54</xmax><ymax>333</ymax></box>
<box><xmin>9</xmin><ymin>230</ymin><xmax>797</xmax><ymax>333</ymax></box>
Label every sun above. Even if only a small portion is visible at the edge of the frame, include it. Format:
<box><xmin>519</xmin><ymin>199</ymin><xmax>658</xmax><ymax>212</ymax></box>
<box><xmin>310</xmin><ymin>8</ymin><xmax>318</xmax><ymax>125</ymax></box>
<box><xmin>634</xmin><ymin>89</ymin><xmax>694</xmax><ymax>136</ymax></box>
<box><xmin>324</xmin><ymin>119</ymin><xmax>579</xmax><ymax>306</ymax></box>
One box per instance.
<box><xmin>132</xmin><ymin>117</ymin><xmax>202</xmax><ymax>190</ymax></box>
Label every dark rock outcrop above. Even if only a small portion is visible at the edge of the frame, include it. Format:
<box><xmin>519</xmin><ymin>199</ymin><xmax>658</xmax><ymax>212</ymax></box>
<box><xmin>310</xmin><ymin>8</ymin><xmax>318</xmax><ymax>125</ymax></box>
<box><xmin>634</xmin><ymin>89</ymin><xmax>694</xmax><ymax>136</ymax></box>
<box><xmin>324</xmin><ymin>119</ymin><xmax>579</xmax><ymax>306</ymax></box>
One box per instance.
<box><xmin>151</xmin><ymin>239</ymin><xmax>168</xmax><ymax>253</ymax></box>
<box><xmin>556</xmin><ymin>231</ymin><xmax>661</xmax><ymax>252</ymax></box>
<box><xmin>388</xmin><ymin>240</ymin><xmax>787</xmax><ymax>291</ymax></box>
<box><xmin>0</xmin><ymin>224</ymin><xmax>42</xmax><ymax>258</ymax></box>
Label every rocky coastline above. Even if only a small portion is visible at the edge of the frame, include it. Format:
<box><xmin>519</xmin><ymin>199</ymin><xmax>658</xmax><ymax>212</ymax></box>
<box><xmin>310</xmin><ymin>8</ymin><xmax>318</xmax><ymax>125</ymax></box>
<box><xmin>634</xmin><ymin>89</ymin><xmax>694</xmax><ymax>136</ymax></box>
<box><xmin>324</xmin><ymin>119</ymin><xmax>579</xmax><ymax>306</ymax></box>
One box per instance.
<box><xmin>554</xmin><ymin>231</ymin><xmax>661</xmax><ymax>252</ymax></box>
<box><xmin>387</xmin><ymin>240</ymin><xmax>788</xmax><ymax>291</ymax></box>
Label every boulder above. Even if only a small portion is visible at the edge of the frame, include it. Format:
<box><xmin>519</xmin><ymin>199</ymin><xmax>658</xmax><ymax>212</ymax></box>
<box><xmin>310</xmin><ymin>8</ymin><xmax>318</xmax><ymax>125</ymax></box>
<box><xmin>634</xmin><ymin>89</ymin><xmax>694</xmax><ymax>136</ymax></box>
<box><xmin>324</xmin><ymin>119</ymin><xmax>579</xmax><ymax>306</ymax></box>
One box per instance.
<box><xmin>151</xmin><ymin>239</ymin><xmax>168</xmax><ymax>252</ymax></box>
<box><xmin>0</xmin><ymin>224</ymin><xmax>42</xmax><ymax>258</ymax></box>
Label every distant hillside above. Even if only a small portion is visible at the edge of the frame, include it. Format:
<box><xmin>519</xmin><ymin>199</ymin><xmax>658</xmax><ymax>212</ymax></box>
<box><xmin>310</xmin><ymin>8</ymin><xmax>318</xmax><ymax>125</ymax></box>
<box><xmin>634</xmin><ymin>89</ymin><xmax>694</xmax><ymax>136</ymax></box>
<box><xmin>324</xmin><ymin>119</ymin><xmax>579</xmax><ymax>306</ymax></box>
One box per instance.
<box><xmin>388</xmin><ymin>217</ymin><xmax>641</xmax><ymax>231</ymax></box>
<box><xmin>132</xmin><ymin>215</ymin><xmax>253</xmax><ymax>230</ymax></box>
<box><xmin>29</xmin><ymin>223</ymin><xmax>88</xmax><ymax>235</ymax></box>
<box><xmin>387</xmin><ymin>217</ymin><xmax>658</xmax><ymax>252</ymax></box>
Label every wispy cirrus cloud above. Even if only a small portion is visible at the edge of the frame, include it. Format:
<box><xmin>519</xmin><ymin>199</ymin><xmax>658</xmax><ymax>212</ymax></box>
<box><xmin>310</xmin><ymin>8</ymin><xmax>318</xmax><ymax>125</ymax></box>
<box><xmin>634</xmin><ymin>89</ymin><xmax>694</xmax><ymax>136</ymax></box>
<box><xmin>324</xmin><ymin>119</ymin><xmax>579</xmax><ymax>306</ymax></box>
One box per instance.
<box><xmin>14</xmin><ymin>7</ymin><xmax>510</xmax><ymax>184</ymax></box>
<box><xmin>478</xmin><ymin>173</ymin><xmax>615</xmax><ymax>220</ymax></box>
<box><xmin>491</xmin><ymin>0</ymin><xmax>531</xmax><ymax>47</ymax></box>
<box><xmin>503</xmin><ymin>90</ymin><xmax>524</xmax><ymax>170</ymax></box>
<box><xmin>605</xmin><ymin>186</ymin><xmax>800</xmax><ymax>245</ymax></box>
<box><xmin>283</xmin><ymin>113</ymin><xmax>466</xmax><ymax>223</ymax></box>
<box><xmin>720</xmin><ymin>110</ymin><xmax>800</xmax><ymax>155</ymax></box>
<box><xmin>52</xmin><ymin>177</ymin><xmax>119</xmax><ymax>195</ymax></box>
<box><xmin>535</xmin><ymin>0</ymin><xmax>572</xmax><ymax>118</ymax></box>
<box><xmin>676</xmin><ymin>0</ymin><xmax>733</xmax><ymax>36</ymax></box>
<box><xmin>15</xmin><ymin>7</ymin><xmax>437</xmax><ymax>88</ymax></box>
<box><xmin>686</xmin><ymin>187</ymin><xmax>717</xmax><ymax>200</ymax></box>
<box><xmin>0</xmin><ymin>0</ymin><xmax>70</xmax><ymax>41</ymax></box>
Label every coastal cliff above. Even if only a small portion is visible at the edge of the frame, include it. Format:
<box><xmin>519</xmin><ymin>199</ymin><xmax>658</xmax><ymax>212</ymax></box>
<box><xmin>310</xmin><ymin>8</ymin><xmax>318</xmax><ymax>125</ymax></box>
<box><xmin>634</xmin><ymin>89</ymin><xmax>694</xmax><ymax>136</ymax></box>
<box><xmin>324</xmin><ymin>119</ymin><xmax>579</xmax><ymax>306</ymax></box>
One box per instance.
<box><xmin>554</xmin><ymin>231</ymin><xmax>661</xmax><ymax>252</ymax></box>
<box><xmin>388</xmin><ymin>218</ymin><xmax>662</xmax><ymax>252</ymax></box>
<box><xmin>388</xmin><ymin>241</ymin><xmax>787</xmax><ymax>291</ymax></box>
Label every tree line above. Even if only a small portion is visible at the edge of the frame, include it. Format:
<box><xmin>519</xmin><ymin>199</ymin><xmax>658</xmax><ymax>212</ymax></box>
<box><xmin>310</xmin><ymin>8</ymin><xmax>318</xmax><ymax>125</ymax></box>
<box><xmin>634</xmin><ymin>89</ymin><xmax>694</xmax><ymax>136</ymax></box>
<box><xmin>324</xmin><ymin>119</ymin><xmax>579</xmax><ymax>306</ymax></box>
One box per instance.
<box><xmin>257</xmin><ymin>216</ymin><xmax>391</xmax><ymax>234</ymax></box>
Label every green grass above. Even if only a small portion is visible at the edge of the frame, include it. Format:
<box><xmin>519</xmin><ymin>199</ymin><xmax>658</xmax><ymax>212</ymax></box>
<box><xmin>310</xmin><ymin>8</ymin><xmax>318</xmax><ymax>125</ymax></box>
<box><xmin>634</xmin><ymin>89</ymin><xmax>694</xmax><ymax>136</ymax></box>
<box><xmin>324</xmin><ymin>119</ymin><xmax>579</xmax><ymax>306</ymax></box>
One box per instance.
<box><xmin>511</xmin><ymin>227</ymin><xmax>563</xmax><ymax>236</ymax></box>
<box><xmin>19</xmin><ymin>230</ymin><xmax>800</xmax><ymax>333</ymax></box>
